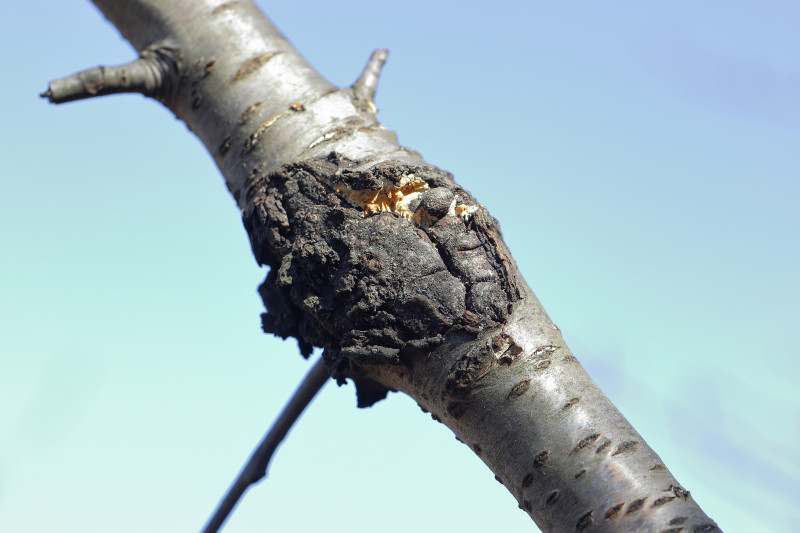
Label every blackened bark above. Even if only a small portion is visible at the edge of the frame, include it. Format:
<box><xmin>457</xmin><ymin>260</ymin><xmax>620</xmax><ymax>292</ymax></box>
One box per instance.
<box><xmin>244</xmin><ymin>155</ymin><xmax>522</xmax><ymax>406</ymax></box>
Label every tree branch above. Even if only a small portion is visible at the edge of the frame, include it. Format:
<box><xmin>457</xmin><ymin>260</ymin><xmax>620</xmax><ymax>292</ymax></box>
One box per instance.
<box><xmin>40</xmin><ymin>44</ymin><xmax>180</xmax><ymax>104</ymax></box>
<box><xmin>44</xmin><ymin>1</ymin><xmax>721</xmax><ymax>531</ymax></box>
<box><xmin>351</xmin><ymin>48</ymin><xmax>388</xmax><ymax>108</ymax></box>
<box><xmin>202</xmin><ymin>356</ymin><xmax>330</xmax><ymax>533</ymax></box>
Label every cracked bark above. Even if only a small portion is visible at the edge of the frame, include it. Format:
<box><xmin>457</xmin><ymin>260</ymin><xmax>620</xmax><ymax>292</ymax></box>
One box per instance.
<box><xmin>43</xmin><ymin>1</ymin><xmax>719</xmax><ymax>531</ymax></box>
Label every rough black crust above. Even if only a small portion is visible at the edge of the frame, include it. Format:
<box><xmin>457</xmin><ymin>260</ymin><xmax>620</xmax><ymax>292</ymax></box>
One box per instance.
<box><xmin>242</xmin><ymin>153</ymin><xmax>521</xmax><ymax>406</ymax></box>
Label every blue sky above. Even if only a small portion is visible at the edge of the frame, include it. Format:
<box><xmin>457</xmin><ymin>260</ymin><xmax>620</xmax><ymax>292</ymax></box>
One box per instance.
<box><xmin>1</xmin><ymin>1</ymin><xmax>798</xmax><ymax>531</ymax></box>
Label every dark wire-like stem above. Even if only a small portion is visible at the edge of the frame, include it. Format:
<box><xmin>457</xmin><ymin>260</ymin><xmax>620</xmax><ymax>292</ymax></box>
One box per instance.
<box><xmin>201</xmin><ymin>357</ymin><xmax>330</xmax><ymax>533</ymax></box>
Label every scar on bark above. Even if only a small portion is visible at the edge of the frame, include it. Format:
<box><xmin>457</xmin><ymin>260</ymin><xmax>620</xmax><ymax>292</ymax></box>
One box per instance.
<box><xmin>576</xmin><ymin>510</ymin><xmax>594</xmax><ymax>531</ymax></box>
<box><xmin>626</xmin><ymin>497</ymin><xmax>647</xmax><ymax>515</ymax></box>
<box><xmin>234</xmin><ymin>52</ymin><xmax>280</xmax><ymax>81</ymax></box>
<box><xmin>612</xmin><ymin>440</ymin><xmax>638</xmax><ymax>456</ymax></box>
<box><xmin>571</xmin><ymin>433</ymin><xmax>600</xmax><ymax>455</ymax></box>
<box><xmin>561</xmin><ymin>397</ymin><xmax>579</xmax><ymax>410</ymax></box>
<box><xmin>604</xmin><ymin>502</ymin><xmax>624</xmax><ymax>520</ymax></box>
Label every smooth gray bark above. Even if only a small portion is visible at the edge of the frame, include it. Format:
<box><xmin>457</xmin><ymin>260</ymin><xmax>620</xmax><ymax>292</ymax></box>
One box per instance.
<box><xmin>43</xmin><ymin>1</ymin><xmax>719</xmax><ymax>531</ymax></box>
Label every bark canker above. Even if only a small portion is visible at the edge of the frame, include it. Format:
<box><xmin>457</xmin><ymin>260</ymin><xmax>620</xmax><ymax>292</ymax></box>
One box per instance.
<box><xmin>243</xmin><ymin>153</ymin><xmax>523</xmax><ymax>406</ymax></box>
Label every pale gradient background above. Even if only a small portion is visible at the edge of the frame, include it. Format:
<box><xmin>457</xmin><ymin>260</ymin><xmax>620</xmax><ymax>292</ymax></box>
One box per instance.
<box><xmin>1</xmin><ymin>1</ymin><xmax>798</xmax><ymax>532</ymax></box>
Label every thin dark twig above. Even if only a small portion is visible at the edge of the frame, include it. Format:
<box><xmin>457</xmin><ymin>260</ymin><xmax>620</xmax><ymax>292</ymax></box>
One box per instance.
<box><xmin>201</xmin><ymin>356</ymin><xmax>329</xmax><ymax>533</ymax></box>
